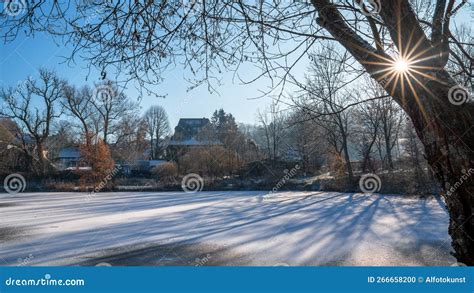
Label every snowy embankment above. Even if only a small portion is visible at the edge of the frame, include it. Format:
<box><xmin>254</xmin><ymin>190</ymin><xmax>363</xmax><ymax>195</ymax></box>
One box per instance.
<box><xmin>0</xmin><ymin>191</ymin><xmax>455</xmax><ymax>266</ymax></box>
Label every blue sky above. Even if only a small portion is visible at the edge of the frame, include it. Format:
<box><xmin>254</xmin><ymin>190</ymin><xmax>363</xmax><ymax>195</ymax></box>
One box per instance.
<box><xmin>0</xmin><ymin>31</ymin><xmax>290</xmax><ymax>128</ymax></box>
<box><xmin>1</xmin><ymin>3</ymin><xmax>472</xmax><ymax>128</ymax></box>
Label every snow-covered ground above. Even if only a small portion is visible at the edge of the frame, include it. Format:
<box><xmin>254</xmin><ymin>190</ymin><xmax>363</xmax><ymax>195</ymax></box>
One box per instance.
<box><xmin>0</xmin><ymin>191</ymin><xmax>456</xmax><ymax>266</ymax></box>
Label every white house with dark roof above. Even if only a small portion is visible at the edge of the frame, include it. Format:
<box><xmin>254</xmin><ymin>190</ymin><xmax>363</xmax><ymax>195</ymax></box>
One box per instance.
<box><xmin>167</xmin><ymin>118</ymin><xmax>222</xmax><ymax>160</ymax></box>
<box><xmin>56</xmin><ymin>147</ymin><xmax>85</xmax><ymax>170</ymax></box>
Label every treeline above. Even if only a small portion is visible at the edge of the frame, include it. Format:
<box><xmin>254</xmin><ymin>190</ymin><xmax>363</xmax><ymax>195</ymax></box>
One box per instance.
<box><xmin>0</xmin><ymin>66</ymin><xmax>433</xmax><ymax>193</ymax></box>
<box><xmin>0</xmin><ymin>69</ymin><xmax>167</xmax><ymax>179</ymax></box>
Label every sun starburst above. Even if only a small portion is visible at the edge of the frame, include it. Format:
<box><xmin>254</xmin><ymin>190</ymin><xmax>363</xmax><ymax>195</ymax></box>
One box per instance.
<box><xmin>393</xmin><ymin>57</ymin><xmax>411</xmax><ymax>74</ymax></box>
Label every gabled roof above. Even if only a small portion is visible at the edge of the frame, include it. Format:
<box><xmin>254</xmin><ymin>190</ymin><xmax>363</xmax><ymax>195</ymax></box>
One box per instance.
<box><xmin>171</xmin><ymin>118</ymin><xmax>210</xmax><ymax>141</ymax></box>
<box><xmin>168</xmin><ymin>137</ymin><xmax>221</xmax><ymax>146</ymax></box>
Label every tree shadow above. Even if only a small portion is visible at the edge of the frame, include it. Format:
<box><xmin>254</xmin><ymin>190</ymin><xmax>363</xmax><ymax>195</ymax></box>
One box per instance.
<box><xmin>0</xmin><ymin>191</ymin><xmax>456</xmax><ymax>266</ymax></box>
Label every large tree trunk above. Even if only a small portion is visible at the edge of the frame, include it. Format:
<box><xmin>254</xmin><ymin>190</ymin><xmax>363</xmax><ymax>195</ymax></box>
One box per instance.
<box><xmin>312</xmin><ymin>0</ymin><xmax>474</xmax><ymax>264</ymax></box>
<box><xmin>406</xmin><ymin>76</ymin><xmax>474</xmax><ymax>265</ymax></box>
<box><xmin>378</xmin><ymin>0</ymin><xmax>474</xmax><ymax>265</ymax></box>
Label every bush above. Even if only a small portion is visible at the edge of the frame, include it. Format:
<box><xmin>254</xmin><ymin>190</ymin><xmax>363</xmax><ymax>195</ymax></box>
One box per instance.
<box><xmin>152</xmin><ymin>162</ymin><xmax>178</xmax><ymax>183</ymax></box>
<box><xmin>179</xmin><ymin>146</ymin><xmax>241</xmax><ymax>178</ymax></box>
<box><xmin>79</xmin><ymin>139</ymin><xmax>115</xmax><ymax>188</ymax></box>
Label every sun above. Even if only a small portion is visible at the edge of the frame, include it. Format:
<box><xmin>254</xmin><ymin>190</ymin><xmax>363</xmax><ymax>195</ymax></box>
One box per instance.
<box><xmin>393</xmin><ymin>58</ymin><xmax>410</xmax><ymax>74</ymax></box>
<box><xmin>361</xmin><ymin>29</ymin><xmax>447</xmax><ymax>115</ymax></box>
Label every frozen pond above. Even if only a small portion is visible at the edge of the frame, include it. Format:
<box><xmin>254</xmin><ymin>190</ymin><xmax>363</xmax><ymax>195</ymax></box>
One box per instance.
<box><xmin>0</xmin><ymin>191</ymin><xmax>456</xmax><ymax>266</ymax></box>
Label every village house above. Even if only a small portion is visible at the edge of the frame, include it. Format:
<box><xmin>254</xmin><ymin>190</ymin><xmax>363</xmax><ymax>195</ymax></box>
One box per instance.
<box><xmin>167</xmin><ymin>118</ymin><xmax>221</xmax><ymax>160</ymax></box>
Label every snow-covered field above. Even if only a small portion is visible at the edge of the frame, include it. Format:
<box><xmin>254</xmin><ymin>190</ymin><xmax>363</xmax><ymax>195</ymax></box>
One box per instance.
<box><xmin>0</xmin><ymin>191</ymin><xmax>456</xmax><ymax>266</ymax></box>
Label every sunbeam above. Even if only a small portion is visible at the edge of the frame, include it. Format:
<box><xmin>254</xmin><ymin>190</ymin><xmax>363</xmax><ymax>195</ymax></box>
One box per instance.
<box><xmin>393</xmin><ymin>58</ymin><xmax>410</xmax><ymax>74</ymax></box>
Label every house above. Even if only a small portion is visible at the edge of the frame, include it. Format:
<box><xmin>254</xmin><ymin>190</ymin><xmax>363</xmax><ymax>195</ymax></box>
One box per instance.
<box><xmin>0</xmin><ymin>118</ymin><xmax>35</xmax><ymax>148</ymax></box>
<box><xmin>55</xmin><ymin>146</ymin><xmax>167</xmax><ymax>175</ymax></box>
<box><xmin>56</xmin><ymin>147</ymin><xmax>88</xmax><ymax>171</ymax></box>
<box><xmin>0</xmin><ymin>118</ymin><xmax>48</xmax><ymax>161</ymax></box>
<box><xmin>169</xmin><ymin>118</ymin><xmax>211</xmax><ymax>142</ymax></box>
<box><xmin>0</xmin><ymin>118</ymin><xmax>17</xmax><ymax>147</ymax></box>
<box><xmin>167</xmin><ymin>118</ymin><xmax>221</xmax><ymax>160</ymax></box>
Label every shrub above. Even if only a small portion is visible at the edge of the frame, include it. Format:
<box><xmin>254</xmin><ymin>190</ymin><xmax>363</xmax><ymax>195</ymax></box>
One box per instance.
<box><xmin>152</xmin><ymin>162</ymin><xmax>178</xmax><ymax>183</ymax></box>
<box><xmin>179</xmin><ymin>146</ymin><xmax>241</xmax><ymax>178</ymax></box>
<box><xmin>79</xmin><ymin>139</ymin><xmax>115</xmax><ymax>188</ymax></box>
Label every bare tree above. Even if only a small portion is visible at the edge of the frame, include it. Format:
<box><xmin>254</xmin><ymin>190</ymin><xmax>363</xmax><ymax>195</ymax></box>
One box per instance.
<box><xmin>0</xmin><ymin>69</ymin><xmax>64</xmax><ymax>174</ymax></box>
<box><xmin>298</xmin><ymin>45</ymin><xmax>355</xmax><ymax>181</ymax></box>
<box><xmin>113</xmin><ymin>114</ymin><xmax>149</xmax><ymax>163</ymax></box>
<box><xmin>362</xmin><ymin>78</ymin><xmax>404</xmax><ymax>170</ymax></box>
<box><xmin>1</xmin><ymin>0</ymin><xmax>473</xmax><ymax>264</ymax></box>
<box><xmin>401</xmin><ymin>118</ymin><xmax>426</xmax><ymax>175</ymax></box>
<box><xmin>0</xmin><ymin>118</ymin><xmax>23</xmax><ymax>174</ymax></box>
<box><xmin>92</xmin><ymin>80</ymin><xmax>137</xmax><ymax>145</ymax></box>
<box><xmin>353</xmin><ymin>97</ymin><xmax>382</xmax><ymax>173</ymax></box>
<box><xmin>62</xmin><ymin>85</ymin><xmax>97</xmax><ymax>146</ymax></box>
<box><xmin>447</xmin><ymin>24</ymin><xmax>473</xmax><ymax>88</ymax></box>
<box><xmin>143</xmin><ymin>105</ymin><xmax>170</xmax><ymax>159</ymax></box>
<box><xmin>238</xmin><ymin>123</ymin><xmax>265</xmax><ymax>163</ymax></box>
<box><xmin>377</xmin><ymin>97</ymin><xmax>404</xmax><ymax>170</ymax></box>
<box><xmin>286</xmin><ymin>109</ymin><xmax>326</xmax><ymax>174</ymax></box>
<box><xmin>258</xmin><ymin>102</ymin><xmax>286</xmax><ymax>162</ymax></box>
